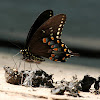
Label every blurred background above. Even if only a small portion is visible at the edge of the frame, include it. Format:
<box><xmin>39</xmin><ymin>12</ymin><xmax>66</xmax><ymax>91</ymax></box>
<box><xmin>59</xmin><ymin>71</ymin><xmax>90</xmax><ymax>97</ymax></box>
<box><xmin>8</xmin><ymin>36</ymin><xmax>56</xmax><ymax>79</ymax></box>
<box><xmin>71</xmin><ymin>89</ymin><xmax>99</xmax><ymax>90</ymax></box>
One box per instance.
<box><xmin>0</xmin><ymin>0</ymin><xmax>100</xmax><ymax>68</ymax></box>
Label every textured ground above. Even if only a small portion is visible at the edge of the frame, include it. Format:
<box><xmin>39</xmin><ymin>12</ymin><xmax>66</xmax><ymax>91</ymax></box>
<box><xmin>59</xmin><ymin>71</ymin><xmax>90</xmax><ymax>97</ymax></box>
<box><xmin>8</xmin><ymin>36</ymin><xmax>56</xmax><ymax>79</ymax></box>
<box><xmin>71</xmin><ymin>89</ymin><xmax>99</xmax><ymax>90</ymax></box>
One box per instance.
<box><xmin>0</xmin><ymin>47</ymin><xmax>100</xmax><ymax>100</ymax></box>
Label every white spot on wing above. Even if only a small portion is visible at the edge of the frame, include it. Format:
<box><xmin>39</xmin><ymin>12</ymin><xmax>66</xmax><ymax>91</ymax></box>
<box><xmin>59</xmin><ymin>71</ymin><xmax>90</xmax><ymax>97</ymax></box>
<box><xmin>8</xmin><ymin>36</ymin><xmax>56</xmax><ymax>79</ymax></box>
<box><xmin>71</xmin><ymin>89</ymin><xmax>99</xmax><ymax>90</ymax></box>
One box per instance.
<box><xmin>62</xmin><ymin>18</ymin><xmax>64</xmax><ymax>20</ymax></box>
<box><xmin>68</xmin><ymin>49</ymin><xmax>72</xmax><ymax>53</ymax></box>
<box><xmin>49</xmin><ymin>27</ymin><xmax>52</xmax><ymax>29</ymax></box>
<box><xmin>50</xmin><ymin>14</ymin><xmax>52</xmax><ymax>16</ymax></box>
<box><xmin>50</xmin><ymin>33</ymin><xmax>53</xmax><ymax>36</ymax></box>
<box><xmin>61</xmin><ymin>21</ymin><xmax>63</xmax><ymax>23</ymax></box>
<box><xmin>59</xmin><ymin>24</ymin><xmax>62</xmax><ymax>27</ymax></box>
<box><xmin>56</xmin><ymin>36</ymin><xmax>59</xmax><ymax>39</ymax></box>
<box><xmin>58</xmin><ymin>28</ymin><xmax>61</xmax><ymax>31</ymax></box>
<box><xmin>65</xmin><ymin>45</ymin><xmax>68</xmax><ymax>48</ymax></box>
<box><xmin>42</xmin><ymin>30</ymin><xmax>45</xmax><ymax>33</ymax></box>
<box><xmin>50</xmin><ymin>30</ymin><xmax>53</xmax><ymax>32</ymax></box>
<box><xmin>50</xmin><ymin>11</ymin><xmax>52</xmax><ymax>13</ymax></box>
<box><xmin>57</xmin><ymin>32</ymin><xmax>60</xmax><ymax>35</ymax></box>
<box><xmin>62</xmin><ymin>15</ymin><xmax>65</xmax><ymax>18</ymax></box>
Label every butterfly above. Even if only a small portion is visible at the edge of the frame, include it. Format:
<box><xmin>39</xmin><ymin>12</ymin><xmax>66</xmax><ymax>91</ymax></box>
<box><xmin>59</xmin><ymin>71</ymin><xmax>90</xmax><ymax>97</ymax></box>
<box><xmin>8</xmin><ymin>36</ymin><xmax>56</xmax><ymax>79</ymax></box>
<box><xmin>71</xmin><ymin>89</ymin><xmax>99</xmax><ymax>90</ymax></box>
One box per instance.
<box><xmin>20</xmin><ymin>10</ymin><xmax>78</xmax><ymax>62</ymax></box>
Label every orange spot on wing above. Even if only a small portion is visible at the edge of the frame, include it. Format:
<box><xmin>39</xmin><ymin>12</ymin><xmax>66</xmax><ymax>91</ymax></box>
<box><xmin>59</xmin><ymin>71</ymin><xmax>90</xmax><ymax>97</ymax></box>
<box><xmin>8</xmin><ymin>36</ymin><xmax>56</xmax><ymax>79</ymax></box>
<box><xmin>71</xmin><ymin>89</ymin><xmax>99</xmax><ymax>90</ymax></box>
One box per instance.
<box><xmin>49</xmin><ymin>57</ymin><xmax>52</xmax><ymax>60</ymax></box>
<box><xmin>57</xmin><ymin>40</ymin><xmax>60</xmax><ymax>43</ymax></box>
<box><xmin>54</xmin><ymin>59</ymin><xmax>58</xmax><ymax>61</ymax></box>
<box><xmin>64</xmin><ymin>48</ymin><xmax>67</xmax><ymax>52</ymax></box>
<box><xmin>61</xmin><ymin>44</ymin><xmax>64</xmax><ymax>47</ymax></box>
<box><xmin>53</xmin><ymin>48</ymin><xmax>58</xmax><ymax>51</ymax></box>
<box><xmin>62</xmin><ymin>57</ymin><xmax>65</xmax><ymax>60</ymax></box>
<box><xmin>43</xmin><ymin>38</ymin><xmax>46</xmax><ymax>43</ymax></box>
<box><xmin>51</xmin><ymin>37</ymin><xmax>54</xmax><ymax>40</ymax></box>
<box><xmin>51</xmin><ymin>54</ymin><xmax>55</xmax><ymax>57</ymax></box>
<box><xmin>66</xmin><ymin>54</ymin><xmax>70</xmax><ymax>57</ymax></box>
<box><xmin>48</xmin><ymin>41</ymin><xmax>51</xmax><ymax>45</ymax></box>
<box><xmin>51</xmin><ymin>45</ymin><xmax>54</xmax><ymax>48</ymax></box>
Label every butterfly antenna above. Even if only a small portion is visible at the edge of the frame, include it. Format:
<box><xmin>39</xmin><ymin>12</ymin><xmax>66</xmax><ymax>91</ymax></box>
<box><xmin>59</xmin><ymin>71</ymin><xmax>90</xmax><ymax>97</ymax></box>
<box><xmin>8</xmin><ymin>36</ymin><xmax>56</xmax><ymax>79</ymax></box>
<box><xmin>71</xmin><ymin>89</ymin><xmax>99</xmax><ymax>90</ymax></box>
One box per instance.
<box><xmin>8</xmin><ymin>40</ymin><xmax>21</xmax><ymax>49</ymax></box>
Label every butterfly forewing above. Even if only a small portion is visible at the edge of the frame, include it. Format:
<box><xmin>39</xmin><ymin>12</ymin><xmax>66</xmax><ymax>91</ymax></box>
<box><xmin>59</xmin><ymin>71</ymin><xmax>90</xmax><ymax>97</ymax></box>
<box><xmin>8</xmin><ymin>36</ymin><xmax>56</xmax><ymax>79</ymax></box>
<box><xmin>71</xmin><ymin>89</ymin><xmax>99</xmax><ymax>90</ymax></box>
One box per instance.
<box><xmin>28</xmin><ymin>14</ymin><xmax>66</xmax><ymax>46</ymax></box>
<box><xmin>25</xmin><ymin>10</ymin><xmax>53</xmax><ymax>47</ymax></box>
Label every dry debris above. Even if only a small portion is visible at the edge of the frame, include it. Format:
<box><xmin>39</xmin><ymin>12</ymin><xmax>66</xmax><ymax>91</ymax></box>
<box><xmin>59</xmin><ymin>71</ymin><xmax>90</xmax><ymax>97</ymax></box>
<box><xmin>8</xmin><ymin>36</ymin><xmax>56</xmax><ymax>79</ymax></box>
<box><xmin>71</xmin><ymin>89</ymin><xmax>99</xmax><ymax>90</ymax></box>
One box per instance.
<box><xmin>3</xmin><ymin>66</ymin><xmax>54</xmax><ymax>88</ymax></box>
<box><xmin>51</xmin><ymin>75</ymin><xmax>82</xmax><ymax>97</ymax></box>
<box><xmin>3</xmin><ymin>66</ymin><xmax>100</xmax><ymax>98</ymax></box>
<box><xmin>81</xmin><ymin>75</ymin><xmax>96</xmax><ymax>92</ymax></box>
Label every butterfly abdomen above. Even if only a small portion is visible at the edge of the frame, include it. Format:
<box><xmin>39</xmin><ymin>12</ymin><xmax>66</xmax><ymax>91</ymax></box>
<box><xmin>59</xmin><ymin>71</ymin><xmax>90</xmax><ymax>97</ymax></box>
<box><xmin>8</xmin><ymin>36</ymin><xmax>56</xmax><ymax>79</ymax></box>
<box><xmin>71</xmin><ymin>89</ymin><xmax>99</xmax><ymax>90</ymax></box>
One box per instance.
<box><xmin>20</xmin><ymin>49</ymin><xmax>45</xmax><ymax>62</ymax></box>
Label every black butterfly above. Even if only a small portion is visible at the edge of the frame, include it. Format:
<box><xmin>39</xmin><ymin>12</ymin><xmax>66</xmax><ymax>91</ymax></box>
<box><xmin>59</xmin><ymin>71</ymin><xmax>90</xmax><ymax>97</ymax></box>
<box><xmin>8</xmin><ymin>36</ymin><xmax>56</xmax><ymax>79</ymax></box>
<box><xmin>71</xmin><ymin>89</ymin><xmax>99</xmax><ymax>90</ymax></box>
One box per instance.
<box><xmin>20</xmin><ymin>10</ymin><xmax>77</xmax><ymax>62</ymax></box>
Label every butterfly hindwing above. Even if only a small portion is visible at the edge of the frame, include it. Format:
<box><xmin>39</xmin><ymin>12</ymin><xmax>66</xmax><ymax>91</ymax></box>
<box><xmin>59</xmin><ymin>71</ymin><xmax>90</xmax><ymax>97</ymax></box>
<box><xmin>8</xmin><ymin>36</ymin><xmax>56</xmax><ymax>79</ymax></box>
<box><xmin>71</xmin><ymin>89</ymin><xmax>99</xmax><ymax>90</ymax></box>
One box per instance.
<box><xmin>43</xmin><ymin>33</ymin><xmax>71</xmax><ymax>62</ymax></box>
<box><xmin>25</xmin><ymin>10</ymin><xmax>53</xmax><ymax>47</ymax></box>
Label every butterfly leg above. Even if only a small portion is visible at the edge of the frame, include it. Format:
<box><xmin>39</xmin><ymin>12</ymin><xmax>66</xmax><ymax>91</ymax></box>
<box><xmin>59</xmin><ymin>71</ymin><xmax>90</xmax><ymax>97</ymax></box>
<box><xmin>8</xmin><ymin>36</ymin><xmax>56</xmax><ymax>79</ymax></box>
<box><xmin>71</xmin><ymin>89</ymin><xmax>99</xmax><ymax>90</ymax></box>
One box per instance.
<box><xmin>18</xmin><ymin>59</ymin><xmax>22</xmax><ymax>69</ymax></box>
<box><xmin>24</xmin><ymin>61</ymin><xmax>26</xmax><ymax>70</ymax></box>
<box><xmin>30</xmin><ymin>63</ymin><xmax>32</xmax><ymax>70</ymax></box>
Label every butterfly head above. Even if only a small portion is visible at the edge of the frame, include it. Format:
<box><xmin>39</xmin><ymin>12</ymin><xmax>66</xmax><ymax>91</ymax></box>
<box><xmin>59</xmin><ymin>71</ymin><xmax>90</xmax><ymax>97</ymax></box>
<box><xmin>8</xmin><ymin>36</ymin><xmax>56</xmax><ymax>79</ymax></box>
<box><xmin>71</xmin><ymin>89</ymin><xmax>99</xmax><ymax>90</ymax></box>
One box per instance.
<box><xmin>20</xmin><ymin>49</ymin><xmax>28</xmax><ymax>55</ymax></box>
<box><xmin>20</xmin><ymin>49</ymin><xmax>31</xmax><ymax>60</ymax></box>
